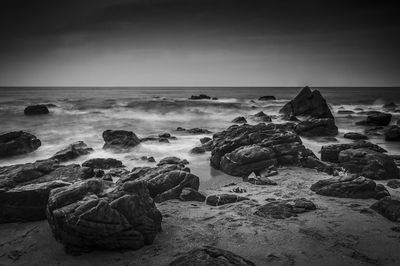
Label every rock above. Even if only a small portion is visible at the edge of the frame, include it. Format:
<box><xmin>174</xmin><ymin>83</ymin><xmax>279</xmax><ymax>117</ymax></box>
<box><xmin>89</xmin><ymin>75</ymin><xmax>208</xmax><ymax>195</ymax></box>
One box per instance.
<box><xmin>320</xmin><ymin>141</ymin><xmax>387</xmax><ymax>163</ymax></box>
<box><xmin>24</xmin><ymin>105</ymin><xmax>49</xmax><ymax>115</ymax></box>
<box><xmin>176</xmin><ymin>127</ymin><xmax>212</xmax><ymax>134</ymax></box>
<box><xmin>258</xmin><ymin>96</ymin><xmax>276</xmax><ymax>101</ymax></box>
<box><xmin>370</xmin><ymin>197</ymin><xmax>400</xmax><ymax>222</ymax></box>
<box><xmin>190</xmin><ymin>146</ymin><xmax>206</xmax><ymax>154</ymax></box>
<box><xmin>387</xmin><ymin>180</ymin><xmax>400</xmax><ymax>189</ymax></box>
<box><xmin>279</xmin><ymin>86</ymin><xmax>334</xmax><ymax>119</ymax></box>
<box><xmin>46</xmin><ymin>179</ymin><xmax>162</xmax><ymax>254</ymax></box>
<box><xmin>157</xmin><ymin>157</ymin><xmax>189</xmax><ymax>166</ymax></box>
<box><xmin>0</xmin><ymin>131</ymin><xmax>41</xmax><ymax>158</ymax></box>
<box><xmin>189</xmin><ymin>94</ymin><xmax>211</xmax><ymax>100</ymax></box>
<box><xmin>356</xmin><ymin>111</ymin><xmax>392</xmax><ymax>126</ymax></box>
<box><xmin>159</xmin><ymin>138</ymin><xmax>170</xmax><ymax>143</ymax></box>
<box><xmin>310</xmin><ymin>175</ymin><xmax>390</xmax><ymax>199</ymax></box>
<box><xmin>206</xmin><ymin>194</ymin><xmax>249</xmax><ymax>206</ymax></box>
<box><xmin>365</xmin><ymin>126</ymin><xmax>385</xmax><ymax>136</ymax></box>
<box><xmin>383</xmin><ymin>102</ymin><xmax>397</xmax><ymax>111</ymax></box>
<box><xmin>343</xmin><ymin>132</ymin><xmax>368</xmax><ymax>140</ymax></box>
<box><xmin>82</xmin><ymin>158</ymin><xmax>124</xmax><ymax>169</ymax></box>
<box><xmin>179</xmin><ymin>188</ymin><xmax>206</xmax><ymax>202</ymax></box>
<box><xmin>50</xmin><ymin>141</ymin><xmax>93</xmax><ymax>162</ymax></box>
<box><xmin>158</xmin><ymin>133</ymin><xmax>171</xmax><ymax>138</ymax></box>
<box><xmin>167</xmin><ymin>245</ymin><xmax>255</xmax><ymax>266</ymax></box>
<box><xmin>247</xmin><ymin>173</ymin><xmax>277</xmax><ymax>185</ymax></box>
<box><xmin>212</xmin><ymin>97</ymin><xmax>218</xmax><ymax>100</ymax></box>
<box><xmin>294</xmin><ymin>118</ymin><xmax>338</xmax><ymax>137</ymax></box>
<box><xmin>337</xmin><ymin>110</ymin><xmax>355</xmax><ymax>114</ymax></box>
<box><xmin>200</xmin><ymin>137</ymin><xmax>212</xmax><ymax>144</ymax></box>
<box><xmin>255</xmin><ymin>198</ymin><xmax>316</xmax><ymax>219</ymax></box>
<box><xmin>232</xmin><ymin>187</ymin><xmax>247</xmax><ymax>193</ymax></box>
<box><xmin>231</xmin><ymin>116</ymin><xmax>247</xmax><ymax>124</ymax></box>
<box><xmin>338</xmin><ymin>148</ymin><xmax>399</xmax><ymax>180</ymax></box>
<box><xmin>251</xmin><ymin>111</ymin><xmax>272</xmax><ymax>122</ymax></box>
<box><xmin>102</xmin><ymin>130</ymin><xmax>140</xmax><ymax>150</ymax></box>
<box><xmin>385</xmin><ymin>125</ymin><xmax>400</xmax><ymax>141</ymax></box>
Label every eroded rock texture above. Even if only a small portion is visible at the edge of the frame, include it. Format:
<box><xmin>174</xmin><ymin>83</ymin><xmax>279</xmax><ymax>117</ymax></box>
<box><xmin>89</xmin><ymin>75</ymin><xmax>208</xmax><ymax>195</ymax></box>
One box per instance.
<box><xmin>0</xmin><ymin>131</ymin><xmax>41</xmax><ymax>158</ymax></box>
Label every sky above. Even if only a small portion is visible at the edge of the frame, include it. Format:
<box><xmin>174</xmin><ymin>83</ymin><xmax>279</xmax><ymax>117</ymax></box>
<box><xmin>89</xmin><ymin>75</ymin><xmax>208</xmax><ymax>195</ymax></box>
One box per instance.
<box><xmin>0</xmin><ymin>0</ymin><xmax>399</xmax><ymax>87</ymax></box>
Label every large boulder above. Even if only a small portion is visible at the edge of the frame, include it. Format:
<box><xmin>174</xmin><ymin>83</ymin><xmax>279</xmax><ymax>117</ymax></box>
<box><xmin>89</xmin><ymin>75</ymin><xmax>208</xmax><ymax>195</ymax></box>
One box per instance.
<box><xmin>294</xmin><ymin>118</ymin><xmax>338</xmax><ymax>137</ymax></box>
<box><xmin>356</xmin><ymin>111</ymin><xmax>392</xmax><ymax>126</ymax></box>
<box><xmin>338</xmin><ymin>148</ymin><xmax>399</xmax><ymax>180</ymax></box>
<box><xmin>46</xmin><ymin>179</ymin><xmax>162</xmax><ymax>254</ymax></box>
<box><xmin>24</xmin><ymin>105</ymin><xmax>49</xmax><ymax>115</ymax></box>
<box><xmin>0</xmin><ymin>131</ymin><xmax>41</xmax><ymax>158</ymax></box>
<box><xmin>255</xmin><ymin>198</ymin><xmax>316</xmax><ymax>219</ymax></box>
<box><xmin>310</xmin><ymin>175</ymin><xmax>389</xmax><ymax>199</ymax></box>
<box><xmin>167</xmin><ymin>246</ymin><xmax>255</xmax><ymax>266</ymax></box>
<box><xmin>82</xmin><ymin>158</ymin><xmax>123</xmax><ymax>169</ymax></box>
<box><xmin>320</xmin><ymin>141</ymin><xmax>387</xmax><ymax>163</ymax></box>
<box><xmin>50</xmin><ymin>141</ymin><xmax>93</xmax><ymax>162</ymax></box>
<box><xmin>370</xmin><ymin>197</ymin><xmax>400</xmax><ymax>222</ymax></box>
<box><xmin>279</xmin><ymin>86</ymin><xmax>334</xmax><ymax>119</ymax></box>
<box><xmin>102</xmin><ymin>130</ymin><xmax>140</xmax><ymax>150</ymax></box>
<box><xmin>385</xmin><ymin>125</ymin><xmax>400</xmax><ymax>141</ymax></box>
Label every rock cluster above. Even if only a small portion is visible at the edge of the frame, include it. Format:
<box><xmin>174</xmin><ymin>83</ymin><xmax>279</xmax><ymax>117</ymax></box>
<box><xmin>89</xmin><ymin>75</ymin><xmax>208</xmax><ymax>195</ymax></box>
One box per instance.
<box><xmin>0</xmin><ymin>131</ymin><xmax>41</xmax><ymax>158</ymax></box>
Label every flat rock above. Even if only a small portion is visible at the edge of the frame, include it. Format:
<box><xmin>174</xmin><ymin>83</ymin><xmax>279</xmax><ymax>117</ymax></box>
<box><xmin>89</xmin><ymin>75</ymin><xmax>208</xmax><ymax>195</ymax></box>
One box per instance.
<box><xmin>24</xmin><ymin>105</ymin><xmax>49</xmax><ymax>115</ymax></box>
<box><xmin>50</xmin><ymin>141</ymin><xmax>93</xmax><ymax>162</ymax></box>
<box><xmin>387</xmin><ymin>180</ymin><xmax>400</xmax><ymax>189</ymax></box>
<box><xmin>320</xmin><ymin>141</ymin><xmax>386</xmax><ymax>163</ymax></box>
<box><xmin>258</xmin><ymin>96</ymin><xmax>276</xmax><ymax>101</ymax></box>
<box><xmin>231</xmin><ymin>116</ymin><xmax>247</xmax><ymax>124</ymax></box>
<box><xmin>0</xmin><ymin>131</ymin><xmax>41</xmax><ymax>158</ymax></box>
<box><xmin>176</xmin><ymin>127</ymin><xmax>212</xmax><ymax>134</ymax></box>
<box><xmin>82</xmin><ymin>158</ymin><xmax>123</xmax><ymax>169</ymax></box>
<box><xmin>206</xmin><ymin>194</ymin><xmax>249</xmax><ymax>206</ymax></box>
<box><xmin>189</xmin><ymin>94</ymin><xmax>211</xmax><ymax>100</ymax></box>
<box><xmin>370</xmin><ymin>197</ymin><xmax>400</xmax><ymax>222</ymax></box>
<box><xmin>255</xmin><ymin>198</ymin><xmax>316</xmax><ymax>219</ymax></box>
<box><xmin>343</xmin><ymin>132</ymin><xmax>368</xmax><ymax>140</ymax></box>
<box><xmin>102</xmin><ymin>130</ymin><xmax>140</xmax><ymax>150</ymax></box>
<box><xmin>157</xmin><ymin>156</ymin><xmax>189</xmax><ymax>166</ymax></box>
<box><xmin>190</xmin><ymin>146</ymin><xmax>206</xmax><ymax>154</ymax></box>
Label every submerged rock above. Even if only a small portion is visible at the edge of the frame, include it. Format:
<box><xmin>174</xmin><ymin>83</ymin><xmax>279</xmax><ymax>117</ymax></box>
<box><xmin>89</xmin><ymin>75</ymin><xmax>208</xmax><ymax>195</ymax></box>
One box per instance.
<box><xmin>82</xmin><ymin>158</ymin><xmax>124</xmax><ymax>169</ymax></box>
<box><xmin>255</xmin><ymin>198</ymin><xmax>316</xmax><ymax>219</ymax></box>
<box><xmin>50</xmin><ymin>141</ymin><xmax>93</xmax><ymax>162</ymax></box>
<box><xmin>343</xmin><ymin>132</ymin><xmax>368</xmax><ymax>140</ymax></box>
<box><xmin>385</xmin><ymin>125</ymin><xmax>400</xmax><ymax>141</ymax></box>
<box><xmin>258</xmin><ymin>96</ymin><xmax>276</xmax><ymax>101</ymax></box>
<box><xmin>0</xmin><ymin>131</ymin><xmax>41</xmax><ymax>158</ymax></box>
<box><xmin>24</xmin><ymin>105</ymin><xmax>49</xmax><ymax>115</ymax></box>
<box><xmin>102</xmin><ymin>130</ymin><xmax>140</xmax><ymax>150</ymax></box>
<box><xmin>370</xmin><ymin>197</ymin><xmax>400</xmax><ymax>222</ymax></box>
<box><xmin>294</xmin><ymin>118</ymin><xmax>338</xmax><ymax>137</ymax></box>
<box><xmin>320</xmin><ymin>141</ymin><xmax>386</xmax><ymax>163</ymax></box>
<box><xmin>231</xmin><ymin>116</ymin><xmax>247</xmax><ymax>124</ymax></box>
<box><xmin>337</xmin><ymin>110</ymin><xmax>355</xmax><ymax>114</ymax></box>
<box><xmin>206</xmin><ymin>194</ymin><xmax>249</xmax><ymax>206</ymax></box>
<box><xmin>356</xmin><ymin>111</ymin><xmax>392</xmax><ymax>126</ymax></box>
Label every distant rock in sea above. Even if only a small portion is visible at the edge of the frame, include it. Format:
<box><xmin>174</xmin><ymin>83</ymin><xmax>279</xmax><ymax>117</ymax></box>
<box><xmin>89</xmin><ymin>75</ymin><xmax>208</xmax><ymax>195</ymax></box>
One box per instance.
<box><xmin>0</xmin><ymin>131</ymin><xmax>41</xmax><ymax>158</ymax></box>
<box><xmin>189</xmin><ymin>94</ymin><xmax>211</xmax><ymax>100</ymax></box>
<box><xmin>356</xmin><ymin>111</ymin><xmax>392</xmax><ymax>126</ymax></box>
<box><xmin>24</xmin><ymin>104</ymin><xmax>49</xmax><ymax>115</ymax></box>
<box><xmin>82</xmin><ymin>158</ymin><xmax>124</xmax><ymax>169</ymax></box>
<box><xmin>258</xmin><ymin>95</ymin><xmax>276</xmax><ymax>101</ymax></box>
<box><xmin>176</xmin><ymin>127</ymin><xmax>212</xmax><ymax>134</ymax></box>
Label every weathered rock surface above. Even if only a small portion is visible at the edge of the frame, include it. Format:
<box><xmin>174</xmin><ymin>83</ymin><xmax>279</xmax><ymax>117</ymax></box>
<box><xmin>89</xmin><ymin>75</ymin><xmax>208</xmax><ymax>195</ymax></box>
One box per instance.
<box><xmin>294</xmin><ymin>118</ymin><xmax>338</xmax><ymax>137</ymax></box>
<box><xmin>206</xmin><ymin>194</ymin><xmax>249</xmax><ymax>206</ymax></box>
<box><xmin>179</xmin><ymin>187</ymin><xmax>206</xmax><ymax>202</ymax></box>
<box><xmin>255</xmin><ymin>198</ymin><xmax>316</xmax><ymax>219</ymax></box>
<box><xmin>50</xmin><ymin>141</ymin><xmax>93</xmax><ymax>162</ymax></box>
<box><xmin>343</xmin><ymin>132</ymin><xmax>368</xmax><ymax>140</ymax></box>
<box><xmin>24</xmin><ymin>105</ymin><xmax>49</xmax><ymax>115</ymax></box>
<box><xmin>320</xmin><ymin>141</ymin><xmax>387</xmax><ymax>163</ymax></box>
<box><xmin>370</xmin><ymin>197</ymin><xmax>400</xmax><ymax>222</ymax></box>
<box><xmin>231</xmin><ymin>116</ymin><xmax>247</xmax><ymax>124</ymax></box>
<box><xmin>356</xmin><ymin>111</ymin><xmax>392</xmax><ymax>126</ymax></box>
<box><xmin>0</xmin><ymin>131</ymin><xmax>41</xmax><ymax>158</ymax></box>
<box><xmin>82</xmin><ymin>158</ymin><xmax>124</xmax><ymax>169</ymax></box>
<box><xmin>46</xmin><ymin>179</ymin><xmax>162</xmax><ymax>254</ymax></box>
<box><xmin>167</xmin><ymin>245</ymin><xmax>255</xmax><ymax>266</ymax></box>
<box><xmin>310</xmin><ymin>175</ymin><xmax>389</xmax><ymax>199</ymax></box>
<box><xmin>258</xmin><ymin>96</ymin><xmax>276</xmax><ymax>101</ymax></box>
<box><xmin>102</xmin><ymin>130</ymin><xmax>140</xmax><ymax>150</ymax></box>
<box><xmin>385</xmin><ymin>125</ymin><xmax>400</xmax><ymax>141</ymax></box>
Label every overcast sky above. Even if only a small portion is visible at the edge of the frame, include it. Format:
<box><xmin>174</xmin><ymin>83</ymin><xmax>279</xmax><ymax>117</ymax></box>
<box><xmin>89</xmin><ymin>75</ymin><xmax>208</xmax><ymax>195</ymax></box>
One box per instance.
<box><xmin>0</xmin><ymin>0</ymin><xmax>399</xmax><ymax>86</ymax></box>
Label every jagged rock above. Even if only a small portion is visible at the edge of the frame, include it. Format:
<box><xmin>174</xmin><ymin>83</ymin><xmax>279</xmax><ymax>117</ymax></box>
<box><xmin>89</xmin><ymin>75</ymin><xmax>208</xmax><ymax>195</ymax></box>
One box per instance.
<box><xmin>320</xmin><ymin>141</ymin><xmax>387</xmax><ymax>163</ymax></box>
<box><xmin>387</xmin><ymin>180</ymin><xmax>400</xmax><ymax>189</ymax></box>
<box><xmin>46</xmin><ymin>179</ymin><xmax>162</xmax><ymax>254</ymax></box>
<box><xmin>179</xmin><ymin>188</ymin><xmax>206</xmax><ymax>202</ymax></box>
<box><xmin>356</xmin><ymin>111</ymin><xmax>392</xmax><ymax>126</ymax></box>
<box><xmin>50</xmin><ymin>141</ymin><xmax>93</xmax><ymax>162</ymax></box>
<box><xmin>255</xmin><ymin>198</ymin><xmax>316</xmax><ymax>219</ymax></box>
<box><xmin>279</xmin><ymin>86</ymin><xmax>334</xmax><ymax>119</ymax></box>
<box><xmin>191</xmin><ymin>146</ymin><xmax>206</xmax><ymax>154</ymax></box>
<box><xmin>339</xmin><ymin>148</ymin><xmax>399</xmax><ymax>180</ymax></box>
<box><xmin>102</xmin><ymin>130</ymin><xmax>140</xmax><ymax>150</ymax></box>
<box><xmin>294</xmin><ymin>118</ymin><xmax>338</xmax><ymax>137</ymax></box>
<box><xmin>251</xmin><ymin>111</ymin><xmax>272</xmax><ymax>122</ymax></box>
<box><xmin>370</xmin><ymin>197</ymin><xmax>400</xmax><ymax>221</ymax></box>
<box><xmin>0</xmin><ymin>131</ymin><xmax>41</xmax><ymax>158</ymax></box>
<box><xmin>157</xmin><ymin>157</ymin><xmax>189</xmax><ymax>166</ymax></box>
<box><xmin>258</xmin><ymin>96</ymin><xmax>276</xmax><ymax>101</ymax></box>
<box><xmin>200</xmin><ymin>137</ymin><xmax>212</xmax><ymax>144</ymax></box>
<box><xmin>167</xmin><ymin>245</ymin><xmax>255</xmax><ymax>266</ymax></box>
<box><xmin>82</xmin><ymin>158</ymin><xmax>124</xmax><ymax>169</ymax></box>
<box><xmin>176</xmin><ymin>127</ymin><xmax>212</xmax><ymax>134</ymax></box>
<box><xmin>343</xmin><ymin>132</ymin><xmax>368</xmax><ymax>140</ymax></box>
<box><xmin>190</xmin><ymin>94</ymin><xmax>211</xmax><ymax>100</ymax></box>
<box><xmin>24</xmin><ymin>105</ymin><xmax>49</xmax><ymax>115</ymax></box>
<box><xmin>231</xmin><ymin>116</ymin><xmax>247</xmax><ymax>124</ymax></box>
<box><xmin>206</xmin><ymin>194</ymin><xmax>249</xmax><ymax>206</ymax></box>
<box><xmin>311</xmin><ymin>175</ymin><xmax>389</xmax><ymax>199</ymax></box>
<box><xmin>385</xmin><ymin>125</ymin><xmax>400</xmax><ymax>141</ymax></box>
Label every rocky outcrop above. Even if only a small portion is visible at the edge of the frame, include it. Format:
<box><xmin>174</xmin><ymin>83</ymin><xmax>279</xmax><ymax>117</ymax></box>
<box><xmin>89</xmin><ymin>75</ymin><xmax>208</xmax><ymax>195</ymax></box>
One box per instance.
<box><xmin>24</xmin><ymin>105</ymin><xmax>49</xmax><ymax>115</ymax></box>
<box><xmin>189</xmin><ymin>94</ymin><xmax>211</xmax><ymax>100</ymax></box>
<box><xmin>279</xmin><ymin>86</ymin><xmax>334</xmax><ymax>119</ymax></box>
<box><xmin>102</xmin><ymin>130</ymin><xmax>140</xmax><ymax>150</ymax></box>
<box><xmin>179</xmin><ymin>188</ymin><xmax>206</xmax><ymax>202</ymax></box>
<box><xmin>255</xmin><ymin>198</ymin><xmax>316</xmax><ymax>219</ymax></box>
<box><xmin>231</xmin><ymin>116</ymin><xmax>247</xmax><ymax>124</ymax></box>
<box><xmin>0</xmin><ymin>131</ymin><xmax>41</xmax><ymax>158</ymax></box>
<box><xmin>356</xmin><ymin>111</ymin><xmax>392</xmax><ymax>126</ymax></box>
<box><xmin>343</xmin><ymin>132</ymin><xmax>368</xmax><ymax>140</ymax></box>
<box><xmin>320</xmin><ymin>141</ymin><xmax>387</xmax><ymax>163</ymax></box>
<box><xmin>385</xmin><ymin>125</ymin><xmax>400</xmax><ymax>141</ymax></box>
<box><xmin>176</xmin><ymin>127</ymin><xmax>212</xmax><ymax>134</ymax></box>
<box><xmin>46</xmin><ymin>179</ymin><xmax>162</xmax><ymax>254</ymax></box>
<box><xmin>167</xmin><ymin>246</ymin><xmax>255</xmax><ymax>266</ymax></box>
<box><xmin>206</xmin><ymin>194</ymin><xmax>249</xmax><ymax>206</ymax></box>
<box><xmin>310</xmin><ymin>175</ymin><xmax>389</xmax><ymax>199</ymax></box>
<box><xmin>294</xmin><ymin>118</ymin><xmax>338</xmax><ymax>137</ymax></box>
<box><xmin>50</xmin><ymin>141</ymin><xmax>93</xmax><ymax>162</ymax></box>
<box><xmin>370</xmin><ymin>197</ymin><xmax>400</xmax><ymax>222</ymax></box>
<box><xmin>258</xmin><ymin>96</ymin><xmax>276</xmax><ymax>101</ymax></box>
<box><xmin>82</xmin><ymin>158</ymin><xmax>124</xmax><ymax>169</ymax></box>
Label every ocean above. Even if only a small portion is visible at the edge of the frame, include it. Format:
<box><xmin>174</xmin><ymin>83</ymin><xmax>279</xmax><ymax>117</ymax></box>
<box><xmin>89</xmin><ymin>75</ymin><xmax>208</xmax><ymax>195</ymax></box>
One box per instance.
<box><xmin>1</xmin><ymin>87</ymin><xmax>400</xmax><ymax>182</ymax></box>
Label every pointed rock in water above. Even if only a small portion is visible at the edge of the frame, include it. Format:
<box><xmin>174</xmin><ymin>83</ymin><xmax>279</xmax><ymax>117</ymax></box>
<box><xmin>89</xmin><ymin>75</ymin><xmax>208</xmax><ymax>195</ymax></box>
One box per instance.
<box><xmin>179</xmin><ymin>187</ymin><xmax>206</xmax><ymax>202</ymax></box>
<box><xmin>231</xmin><ymin>116</ymin><xmax>247</xmax><ymax>124</ymax></box>
<box><xmin>206</xmin><ymin>194</ymin><xmax>249</xmax><ymax>206</ymax></box>
<box><xmin>294</xmin><ymin>118</ymin><xmax>338</xmax><ymax>137</ymax></box>
<box><xmin>102</xmin><ymin>130</ymin><xmax>140</xmax><ymax>150</ymax></box>
<box><xmin>252</xmin><ymin>111</ymin><xmax>272</xmax><ymax>122</ymax></box>
<box><xmin>0</xmin><ymin>131</ymin><xmax>41</xmax><ymax>158</ymax></box>
<box><xmin>24</xmin><ymin>104</ymin><xmax>49</xmax><ymax>115</ymax></box>
<box><xmin>167</xmin><ymin>245</ymin><xmax>255</xmax><ymax>266</ymax></box>
<box><xmin>370</xmin><ymin>197</ymin><xmax>400</xmax><ymax>222</ymax></box>
<box><xmin>255</xmin><ymin>198</ymin><xmax>316</xmax><ymax>219</ymax></box>
<box><xmin>50</xmin><ymin>141</ymin><xmax>93</xmax><ymax>162</ymax></box>
<box><xmin>343</xmin><ymin>132</ymin><xmax>368</xmax><ymax>140</ymax></box>
<box><xmin>385</xmin><ymin>125</ymin><xmax>400</xmax><ymax>141</ymax></box>
<box><xmin>356</xmin><ymin>111</ymin><xmax>392</xmax><ymax>126</ymax></box>
<box><xmin>82</xmin><ymin>158</ymin><xmax>124</xmax><ymax>169</ymax></box>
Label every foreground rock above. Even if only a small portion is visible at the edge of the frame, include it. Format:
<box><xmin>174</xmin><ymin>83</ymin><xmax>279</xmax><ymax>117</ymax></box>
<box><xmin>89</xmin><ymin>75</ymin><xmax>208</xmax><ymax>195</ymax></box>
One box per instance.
<box><xmin>46</xmin><ymin>179</ymin><xmax>162</xmax><ymax>254</ymax></box>
<box><xmin>255</xmin><ymin>198</ymin><xmax>316</xmax><ymax>219</ymax></box>
<box><xmin>0</xmin><ymin>131</ymin><xmax>41</xmax><ymax>158</ymax></box>
<box><xmin>82</xmin><ymin>158</ymin><xmax>124</xmax><ymax>169</ymax></box>
<box><xmin>294</xmin><ymin>118</ymin><xmax>338</xmax><ymax>137</ymax></box>
<box><xmin>102</xmin><ymin>130</ymin><xmax>140</xmax><ymax>150</ymax></box>
<box><xmin>50</xmin><ymin>141</ymin><xmax>93</xmax><ymax>162</ymax></box>
<box><xmin>167</xmin><ymin>245</ymin><xmax>255</xmax><ymax>266</ymax></box>
<box><xmin>385</xmin><ymin>125</ymin><xmax>400</xmax><ymax>141</ymax></box>
<box><xmin>370</xmin><ymin>197</ymin><xmax>400</xmax><ymax>222</ymax></box>
<box><xmin>356</xmin><ymin>111</ymin><xmax>392</xmax><ymax>126</ymax></box>
<box><xmin>279</xmin><ymin>86</ymin><xmax>334</xmax><ymax>119</ymax></box>
<box><xmin>343</xmin><ymin>132</ymin><xmax>368</xmax><ymax>140</ymax></box>
<box><xmin>24</xmin><ymin>105</ymin><xmax>49</xmax><ymax>115</ymax></box>
<box><xmin>206</xmin><ymin>194</ymin><xmax>249</xmax><ymax>206</ymax></box>
<box><xmin>310</xmin><ymin>175</ymin><xmax>389</xmax><ymax>199</ymax></box>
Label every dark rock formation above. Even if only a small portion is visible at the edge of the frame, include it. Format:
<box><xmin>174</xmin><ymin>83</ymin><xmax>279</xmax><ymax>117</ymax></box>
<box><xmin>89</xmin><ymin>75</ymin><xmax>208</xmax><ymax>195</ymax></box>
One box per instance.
<box><xmin>311</xmin><ymin>175</ymin><xmax>389</xmax><ymax>199</ymax></box>
<box><xmin>258</xmin><ymin>96</ymin><xmax>276</xmax><ymax>101</ymax></box>
<box><xmin>279</xmin><ymin>86</ymin><xmax>334</xmax><ymax>119</ymax></box>
<box><xmin>255</xmin><ymin>198</ymin><xmax>316</xmax><ymax>219</ymax></box>
<box><xmin>24</xmin><ymin>105</ymin><xmax>49</xmax><ymax>115</ymax></box>
<box><xmin>231</xmin><ymin>116</ymin><xmax>247</xmax><ymax>124</ymax></box>
<box><xmin>157</xmin><ymin>157</ymin><xmax>189</xmax><ymax>166</ymax></box>
<box><xmin>370</xmin><ymin>197</ymin><xmax>400</xmax><ymax>222</ymax></box>
<box><xmin>251</xmin><ymin>111</ymin><xmax>272</xmax><ymax>122</ymax></box>
<box><xmin>385</xmin><ymin>125</ymin><xmax>400</xmax><ymax>141</ymax></box>
<box><xmin>337</xmin><ymin>110</ymin><xmax>355</xmax><ymax>114</ymax></box>
<box><xmin>102</xmin><ymin>130</ymin><xmax>140</xmax><ymax>150</ymax></box>
<box><xmin>167</xmin><ymin>245</ymin><xmax>255</xmax><ymax>266</ymax></box>
<box><xmin>176</xmin><ymin>127</ymin><xmax>212</xmax><ymax>134</ymax></box>
<box><xmin>383</xmin><ymin>102</ymin><xmax>397</xmax><ymax>111</ymax></box>
<box><xmin>190</xmin><ymin>94</ymin><xmax>211</xmax><ymax>100</ymax></box>
<box><xmin>247</xmin><ymin>173</ymin><xmax>277</xmax><ymax>185</ymax></box>
<box><xmin>50</xmin><ymin>141</ymin><xmax>93</xmax><ymax>162</ymax></box>
<box><xmin>82</xmin><ymin>158</ymin><xmax>124</xmax><ymax>169</ymax></box>
<box><xmin>200</xmin><ymin>137</ymin><xmax>212</xmax><ymax>144</ymax></box>
<box><xmin>343</xmin><ymin>132</ymin><xmax>368</xmax><ymax>140</ymax></box>
<box><xmin>356</xmin><ymin>111</ymin><xmax>392</xmax><ymax>126</ymax></box>
<box><xmin>46</xmin><ymin>179</ymin><xmax>162</xmax><ymax>254</ymax></box>
<box><xmin>179</xmin><ymin>187</ymin><xmax>206</xmax><ymax>202</ymax></box>
<box><xmin>320</xmin><ymin>141</ymin><xmax>387</xmax><ymax>163</ymax></box>
<box><xmin>206</xmin><ymin>194</ymin><xmax>249</xmax><ymax>206</ymax></box>
<box><xmin>0</xmin><ymin>131</ymin><xmax>41</xmax><ymax>158</ymax></box>
<box><xmin>294</xmin><ymin>118</ymin><xmax>338</xmax><ymax>137</ymax></box>
<box><xmin>387</xmin><ymin>180</ymin><xmax>400</xmax><ymax>189</ymax></box>
<box><xmin>191</xmin><ymin>146</ymin><xmax>206</xmax><ymax>154</ymax></box>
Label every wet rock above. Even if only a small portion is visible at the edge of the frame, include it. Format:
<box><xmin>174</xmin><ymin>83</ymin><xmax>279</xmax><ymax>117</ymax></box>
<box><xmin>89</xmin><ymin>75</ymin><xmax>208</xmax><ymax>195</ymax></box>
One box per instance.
<box><xmin>279</xmin><ymin>86</ymin><xmax>334</xmax><ymax>119</ymax></box>
<box><xmin>190</xmin><ymin>146</ymin><xmax>206</xmax><ymax>154</ymax></box>
<box><xmin>46</xmin><ymin>179</ymin><xmax>162</xmax><ymax>254</ymax></box>
<box><xmin>102</xmin><ymin>130</ymin><xmax>140</xmax><ymax>150</ymax></box>
<box><xmin>337</xmin><ymin>110</ymin><xmax>355</xmax><ymax>114</ymax></box>
<box><xmin>0</xmin><ymin>131</ymin><xmax>41</xmax><ymax>158</ymax></box>
<box><xmin>167</xmin><ymin>245</ymin><xmax>255</xmax><ymax>266</ymax></box>
<box><xmin>294</xmin><ymin>118</ymin><xmax>338</xmax><ymax>137</ymax></box>
<box><xmin>159</xmin><ymin>138</ymin><xmax>170</xmax><ymax>143</ymax></box>
<box><xmin>365</xmin><ymin>126</ymin><xmax>385</xmax><ymax>136</ymax></box>
<box><xmin>343</xmin><ymin>132</ymin><xmax>368</xmax><ymax>140</ymax></box>
<box><xmin>258</xmin><ymin>96</ymin><xmax>276</xmax><ymax>101</ymax></box>
<box><xmin>311</xmin><ymin>175</ymin><xmax>389</xmax><ymax>199</ymax></box>
<box><xmin>255</xmin><ymin>198</ymin><xmax>316</xmax><ymax>219</ymax></box>
<box><xmin>50</xmin><ymin>141</ymin><xmax>93</xmax><ymax>162</ymax></box>
<box><xmin>140</xmin><ymin>156</ymin><xmax>156</xmax><ymax>163</ymax></box>
<box><xmin>370</xmin><ymin>197</ymin><xmax>400</xmax><ymax>222</ymax></box>
<box><xmin>385</xmin><ymin>125</ymin><xmax>400</xmax><ymax>141</ymax></box>
<box><xmin>189</xmin><ymin>94</ymin><xmax>211</xmax><ymax>100</ymax></box>
<box><xmin>179</xmin><ymin>187</ymin><xmax>206</xmax><ymax>202</ymax></box>
<box><xmin>158</xmin><ymin>133</ymin><xmax>171</xmax><ymax>138</ymax></box>
<box><xmin>231</xmin><ymin>116</ymin><xmax>247</xmax><ymax>124</ymax></box>
<box><xmin>387</xmin><ymin>180</ymin><xmax>400</xmax><ymax>189</ymax></box>
<box><xmin>82</xmin><ymin>158</ymin><xmax>124</xmax><ymax>169</ymax></box>
<box><xmin>206</xmin><ymin>194</ymin><xmax>249</xmax><ymax>206</ymax></box>
<box><xmin>231</xmin><ymin>187</ymin><xmax>247</xmax><ymax>193</ymax></box>
<box><xmin>157</xmin><ymin>157</ymin><xmax>189</xmax><ymax>166</ymax></box>
<box><xmin>251</xmin><ymin>111</ymin><xmax>272</xmax><ymax>122</ymax></box>
<box><xmin>320</xmin><ymin>141</ymin><xmax>387</xmax><ymax>163</ymax></box>
<box><xmin>383</xmin><ymin>102</ymin><xmax>397</xmax><ymax>111</ymax></box>
<box><xmin>24</xmin><ymin>105</ymin><xmax>49</xmax><ymax>115</ymax></box>
<box><xmin>356</xmin><ymin>111</ymin><xmax>392</xmax><ymax>126</ymax></box>
<box><xmin>176</xmin><ymin>127</ymin><xmax>212</xmax><ymax>134</ymax></box>
<box><xmin>200</xmin><ymin>137</ymin><xmax>212</xmax><ymax>144</ymax></box>
<box><xmin>246</xmin><ymin>172</ymin><xmax>277</xmax><ymax>185</ymax></box>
